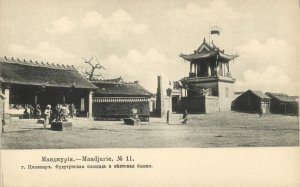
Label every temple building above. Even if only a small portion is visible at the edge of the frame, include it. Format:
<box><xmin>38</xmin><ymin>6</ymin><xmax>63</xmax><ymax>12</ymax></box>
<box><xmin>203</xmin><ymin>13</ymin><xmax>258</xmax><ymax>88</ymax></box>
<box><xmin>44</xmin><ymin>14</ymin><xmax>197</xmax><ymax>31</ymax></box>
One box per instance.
<box><xmin>0</xmin><ymin>56</ymin><xmax>97</xmax><ymax>118</ymax></box>
<box><xmin>92</xmin><ymin>77</ymin><xmax>153</xmax><ymax>121</ymax></box>
<box><xmin>174</xmin><ymin>38</ymin><xmax>239</xmax><ymax>113</ymax></box>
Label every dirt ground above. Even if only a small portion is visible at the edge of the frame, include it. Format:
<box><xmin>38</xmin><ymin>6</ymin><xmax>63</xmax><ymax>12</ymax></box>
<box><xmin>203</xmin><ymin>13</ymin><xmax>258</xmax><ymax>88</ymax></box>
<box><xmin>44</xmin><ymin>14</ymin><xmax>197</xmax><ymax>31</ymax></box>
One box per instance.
<box><xmin>1</xmin><ymin>111</ymin><xmax>299</xmax><ymax>149</ymax></box>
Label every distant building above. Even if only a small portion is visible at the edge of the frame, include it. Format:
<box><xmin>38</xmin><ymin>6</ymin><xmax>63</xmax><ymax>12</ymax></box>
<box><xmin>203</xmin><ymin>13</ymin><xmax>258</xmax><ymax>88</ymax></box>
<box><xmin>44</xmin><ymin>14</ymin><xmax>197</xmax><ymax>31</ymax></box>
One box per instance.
<box><xmin>265</xmin><ymin>92</ymin><xmax>299</xmax><ymax>115</ymax></box>
<box><xmin>92</xmin><ymin>77</ymin><xmax>153</xmax><ymax>121</ymax></box>
<box><xmin>0</xmin><ymin>56</ymin><xmax>97</xmax><ymax>118</ymax></box>
<box><xmin>232</xmin><ymin>90</ymin><xmax>270</xmax><ymax>114</ymax></box>
<box><xmin>176</xmin><ymin>38</ymin><xmax>239</xmax><ymax>113</ymax></box>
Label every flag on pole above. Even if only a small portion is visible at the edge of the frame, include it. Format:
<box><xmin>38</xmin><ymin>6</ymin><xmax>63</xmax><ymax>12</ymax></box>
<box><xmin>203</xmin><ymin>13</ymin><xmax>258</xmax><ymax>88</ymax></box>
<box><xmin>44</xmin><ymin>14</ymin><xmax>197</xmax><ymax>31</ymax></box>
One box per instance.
<box><xmin>210</xmin><ymin>26</ymin><xmax>222</xmax><ymax>35</ymax></box>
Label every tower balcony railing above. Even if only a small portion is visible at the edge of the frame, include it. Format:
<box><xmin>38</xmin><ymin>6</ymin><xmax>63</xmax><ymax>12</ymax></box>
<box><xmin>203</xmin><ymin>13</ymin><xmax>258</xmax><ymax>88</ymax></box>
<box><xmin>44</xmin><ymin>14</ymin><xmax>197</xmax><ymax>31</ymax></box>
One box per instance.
<box><xmin>186</xmin><ymin>72</ymin><xmax>235</xmax><ymax>83</ymax></box>
<box><xmin>189</xmin><ymin>71</ymin><xmax>232</xmax><ymax>78</ymax></box>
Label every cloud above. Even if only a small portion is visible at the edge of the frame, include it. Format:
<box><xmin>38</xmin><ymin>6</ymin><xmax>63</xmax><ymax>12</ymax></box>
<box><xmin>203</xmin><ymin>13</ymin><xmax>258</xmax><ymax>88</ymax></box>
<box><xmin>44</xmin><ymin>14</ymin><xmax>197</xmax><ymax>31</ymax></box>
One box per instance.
<box><xmin>46</xmin><ymin>16</ymin><xmax>75</xmax><ymax>34</ymax></box>
<box><xmin>167</xmin><ymin>1</ymin><xmax>240</xmax><ymax>27</ymax></box>
<box><xmin>234</xmin><ymin>37</ymin><xmax>299</xmax><ymax>95</ymax></box>
<box><xmin>237</xmin><ymin>37</ymin><xmax>296</xmax><ymax>66</ymax></box>
<box><xmin>8</xmin><ymin>41</ymin><xmax>76</xmax><ymax>64</ymax></box>
<box><xmin>80</xmin><ymin>10</ymin><xmax>147</xmax><ymax>40</ymax></box>
<box><xmin>236</xmin><ymin>66</ymin><xmax>298</xmax><ymax>95</ymax></box>
<box><xmin>92</xmin><ymin>48</ymin><xmax>188</xmax><ymax>93</ymax></box>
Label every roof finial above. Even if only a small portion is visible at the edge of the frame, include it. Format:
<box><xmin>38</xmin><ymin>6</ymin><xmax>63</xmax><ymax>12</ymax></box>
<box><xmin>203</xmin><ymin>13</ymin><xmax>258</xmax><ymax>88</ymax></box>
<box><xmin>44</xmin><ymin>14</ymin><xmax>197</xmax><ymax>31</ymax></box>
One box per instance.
<box><xmin>11</xmin><ymin>57</ymin><xmax>14</xmax><ymax>61</ymax></box>
<box><xmin>203</xmin><ymin>37</ymin><xmax>206</xmax><ymax>43</ymax></box>
<box><xmin>4</xmin><ymin>56</ymin><xmax>7</xmax><ymax>60</ymax></box>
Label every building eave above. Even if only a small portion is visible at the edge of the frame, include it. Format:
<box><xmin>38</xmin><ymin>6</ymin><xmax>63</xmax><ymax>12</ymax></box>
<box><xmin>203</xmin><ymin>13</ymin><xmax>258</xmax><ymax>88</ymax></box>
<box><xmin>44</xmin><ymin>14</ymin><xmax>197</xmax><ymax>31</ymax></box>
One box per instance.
<box><xmin>183</xmin><ymin>76</ymin><xmax>236</xmax><ymax>83</ymax></box>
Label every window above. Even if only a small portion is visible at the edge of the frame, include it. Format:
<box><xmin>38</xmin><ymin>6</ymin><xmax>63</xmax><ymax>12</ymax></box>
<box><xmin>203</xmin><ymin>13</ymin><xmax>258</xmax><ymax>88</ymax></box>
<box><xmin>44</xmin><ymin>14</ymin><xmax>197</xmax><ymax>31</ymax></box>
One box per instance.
<box><xmin>225</xmin><ymin>87</ymin><xmax>229</xmax><ymax>97</ymax></box>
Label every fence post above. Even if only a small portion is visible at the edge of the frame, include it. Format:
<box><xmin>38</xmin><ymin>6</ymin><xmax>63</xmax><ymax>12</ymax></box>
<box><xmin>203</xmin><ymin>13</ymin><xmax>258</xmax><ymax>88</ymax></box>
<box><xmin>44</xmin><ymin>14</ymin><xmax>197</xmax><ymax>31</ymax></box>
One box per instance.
<box><xmin>166</xmin><ymin>110</ymin><xmax>170</xmax><ymax>124</ymax></box>
<box><xmin>2</xmin><ymin>119</ymin><xmax>5</xmax><ymax>133</ymax></box>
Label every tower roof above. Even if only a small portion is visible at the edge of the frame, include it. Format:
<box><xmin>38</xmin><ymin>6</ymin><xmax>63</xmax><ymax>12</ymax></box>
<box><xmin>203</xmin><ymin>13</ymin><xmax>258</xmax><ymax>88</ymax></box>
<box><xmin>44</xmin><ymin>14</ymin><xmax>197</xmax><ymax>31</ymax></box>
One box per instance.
<box><xmin>179</xmin><ymin>38</ymin><xmax>238</xmax><ymax>62</ymax></box>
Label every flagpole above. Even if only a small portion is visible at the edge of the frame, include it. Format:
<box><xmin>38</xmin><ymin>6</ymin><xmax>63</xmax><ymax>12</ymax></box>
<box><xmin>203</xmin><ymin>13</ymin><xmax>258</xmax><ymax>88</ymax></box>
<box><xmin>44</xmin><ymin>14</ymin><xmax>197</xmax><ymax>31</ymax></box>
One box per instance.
<box><xmin>208</xmin><ymin>23</ymin><xmax>211</xmax><ymax>44</ymax></box>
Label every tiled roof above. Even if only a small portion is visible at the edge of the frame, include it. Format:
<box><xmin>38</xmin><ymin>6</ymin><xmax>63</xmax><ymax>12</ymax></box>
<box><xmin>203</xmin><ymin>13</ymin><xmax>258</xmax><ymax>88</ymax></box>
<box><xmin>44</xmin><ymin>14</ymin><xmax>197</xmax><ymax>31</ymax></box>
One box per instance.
<box><xmin>265</xmin><ymin>92</ymin><xmax>298</xmax><ymax>103</ymax></box>
<box><xmin>250</xmin><ymin>90</ymin><xmax>270</xmax><ymax>100</ymax></box>
<box><xmin>179</xmin><ymin>38</ymin><xmax>238</xmax><ymax>61</ymax></box>
<box><xmin>93</xmin><ymin>81</ymin><xmax>153</xmax><ymax>97</ymax></box>
<box><xmin>93</xmin><ymin>77</ymin><xmax>124</xmax><ymax>83</ymax></box>
<box><xmin>0</xmin><ymin>56</ymin><xmax>97</xmax><ymax>89</ymax></box>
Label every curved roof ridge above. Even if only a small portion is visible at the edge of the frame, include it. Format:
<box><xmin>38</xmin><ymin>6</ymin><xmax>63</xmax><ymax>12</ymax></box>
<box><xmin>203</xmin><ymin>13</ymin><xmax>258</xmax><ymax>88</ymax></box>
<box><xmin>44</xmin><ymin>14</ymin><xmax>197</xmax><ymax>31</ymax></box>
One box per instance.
<box><xmin>179</xmin><ymin>38</ymin><xmax>238</xmax><ymax>62</ymax></box>
<box><xmin>0</xmin><ymin>56</ymin><xmax>77</xmax><ymax>71</ymax></box>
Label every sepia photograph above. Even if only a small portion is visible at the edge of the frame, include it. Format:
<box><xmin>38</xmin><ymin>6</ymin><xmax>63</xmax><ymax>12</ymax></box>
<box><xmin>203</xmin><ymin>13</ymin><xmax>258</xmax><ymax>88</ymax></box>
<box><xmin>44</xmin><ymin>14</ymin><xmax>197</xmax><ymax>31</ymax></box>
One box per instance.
<box><xmin>1</xmin><ymin>1</ymin><xmax>300</xmax><ymax>186</ymax></box>
<box><xmin>0</xmin><ymin>0</ymin><xmax>299</xmax><ymax>150</ymax></box>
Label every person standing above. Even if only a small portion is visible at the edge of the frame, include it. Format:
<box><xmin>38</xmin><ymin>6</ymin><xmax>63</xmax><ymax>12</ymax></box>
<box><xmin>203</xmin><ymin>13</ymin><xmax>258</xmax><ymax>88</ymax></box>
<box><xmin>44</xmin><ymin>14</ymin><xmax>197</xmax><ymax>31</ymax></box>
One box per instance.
<box><xmin>23</xmin><ymin>108</ymin><xmax>30</xmax><ymax>119</ymax></box>
<box><xmin>258</xmin><ymin>105</ymin><xmax>263</xmax><ymax>118</ymax></box>
<box><xmin>182</xmin><ymin>109</ymin><xmax>188</xmax><ymax>124</ymax></box>
<box><xmin>70</xmin><ymin>103</ymin><xmax>76</xmax><ymax>118</ymax></box>
<box><xmin>61</xmin><ymin>104</ymin><xmax>69</xmax><ymax>122</ymax></box>
<box><xmin>35</xmin><ymin>104</ymin><xmax>42</xmax><ymax>119</ymax></box>
<box><xmin>29</xmin><ymin>105</ymin><xmax>34</xmax><ymax>119</ymax></box>
<box><xmin>44</xmin><ymin>105</ymin><xmax>52</xmax><ymax>128</ymax></box>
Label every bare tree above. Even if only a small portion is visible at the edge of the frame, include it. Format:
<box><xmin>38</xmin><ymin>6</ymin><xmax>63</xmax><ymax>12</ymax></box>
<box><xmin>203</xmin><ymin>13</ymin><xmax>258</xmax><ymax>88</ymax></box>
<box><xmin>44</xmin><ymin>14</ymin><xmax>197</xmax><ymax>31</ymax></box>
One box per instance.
<box><xmin>83</xmin><ymin>57</ymin><xmax>106</xmax><ymax>81</ymax></box>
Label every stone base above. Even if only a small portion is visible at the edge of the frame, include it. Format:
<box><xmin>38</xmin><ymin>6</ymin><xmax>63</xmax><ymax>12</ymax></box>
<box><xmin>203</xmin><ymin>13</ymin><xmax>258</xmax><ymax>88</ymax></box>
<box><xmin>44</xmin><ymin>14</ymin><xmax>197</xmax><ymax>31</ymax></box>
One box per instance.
<box><xmin>51</xmin><ymin>122</ymin><xmax>72</xmax><ymax>131</ymax></box>
<box><xmin>123</xmin><ymin>118</ymin><xmax>140</xmax><ymax>126</ymax></box>
<box><xmin>37</xmin><ymin>119</ymin><xmax>45</xmax><ymax>124</ymax></box>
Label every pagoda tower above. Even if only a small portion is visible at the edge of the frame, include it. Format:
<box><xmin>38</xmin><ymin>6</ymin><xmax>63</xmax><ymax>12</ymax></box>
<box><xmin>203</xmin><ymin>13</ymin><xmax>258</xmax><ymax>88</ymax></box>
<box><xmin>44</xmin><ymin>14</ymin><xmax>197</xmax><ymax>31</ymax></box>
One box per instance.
<box><xmin>178</xmin><ymin>38</ymin><xmax>238</xmax><ymax>113</ymax></box>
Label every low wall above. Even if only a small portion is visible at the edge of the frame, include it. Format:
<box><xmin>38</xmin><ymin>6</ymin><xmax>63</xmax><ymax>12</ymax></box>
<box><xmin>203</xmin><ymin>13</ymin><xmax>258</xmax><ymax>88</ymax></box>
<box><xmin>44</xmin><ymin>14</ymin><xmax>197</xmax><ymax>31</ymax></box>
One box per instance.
<box><xmin>180</xmin><ymin>96</ymin><xmax>219</xmax><ymax>114</ymax></box>
<box><xmin>180</xmin><ymin>96</ymin><xmax>205</xmax><ymax>113</ymax></box>
<box><xmin>92</xmin><ymin>102</ymin><xmax>150</xmax><ymax>121</ymax></box>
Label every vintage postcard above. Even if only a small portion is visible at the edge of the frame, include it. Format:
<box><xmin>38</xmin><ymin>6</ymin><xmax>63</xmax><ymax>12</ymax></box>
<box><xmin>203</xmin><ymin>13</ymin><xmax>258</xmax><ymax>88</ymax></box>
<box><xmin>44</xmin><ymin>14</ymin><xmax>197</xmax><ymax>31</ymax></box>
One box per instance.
<box><xmin>0</xmin><ymin>0</ymin><xmax>299</xmax><ymax>186</ymax></box>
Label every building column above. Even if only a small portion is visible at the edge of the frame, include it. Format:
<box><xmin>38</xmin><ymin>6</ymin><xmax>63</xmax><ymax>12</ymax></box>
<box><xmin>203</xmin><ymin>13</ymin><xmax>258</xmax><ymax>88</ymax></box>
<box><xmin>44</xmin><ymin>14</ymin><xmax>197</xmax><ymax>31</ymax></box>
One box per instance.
<box><xmin>88</xmin><ymin>91</ymin><xmax>93</xmax><ymax>118</ymax></box>
<box><xmin>4</xmin><ymin>88</ymin><xmax>10</xmax><ymax>114</ymax></box>
<box><xmin>62</xmin><ymin>96</ymin><xmax>66</xmax><ymax>103</ymax></box>
<box><xmin>227</xmin><ymin>63</ymin><xmax>230</xmax><ymax>76</ymax></box>
<box><xmin>190</xmin><ymin>63</ymin><xmax>192</xmax><ymax>73</ymax></box>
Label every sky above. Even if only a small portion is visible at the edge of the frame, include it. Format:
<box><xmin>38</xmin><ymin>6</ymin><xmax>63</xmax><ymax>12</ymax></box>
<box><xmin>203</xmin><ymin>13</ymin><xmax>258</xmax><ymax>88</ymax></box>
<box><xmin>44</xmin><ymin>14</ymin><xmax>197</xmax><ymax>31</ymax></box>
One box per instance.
<box><xmin>0</xmin><ymin>0</ymin><xmax>299</xmax><ymax>95</ymax></box>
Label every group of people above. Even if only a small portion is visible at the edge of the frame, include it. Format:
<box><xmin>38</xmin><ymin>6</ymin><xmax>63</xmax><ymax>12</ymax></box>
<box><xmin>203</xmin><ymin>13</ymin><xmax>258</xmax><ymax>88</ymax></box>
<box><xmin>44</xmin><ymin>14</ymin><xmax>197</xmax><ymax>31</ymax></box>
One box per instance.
<box><xmin>22</xmin><ymin>104</ymin><xmax>42</xmax><ymax>119</ymax></box>
<box><xmin>23</xmin><ymin>103</ymin><xmax>76</xmax><ymax>125</ymax></box>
